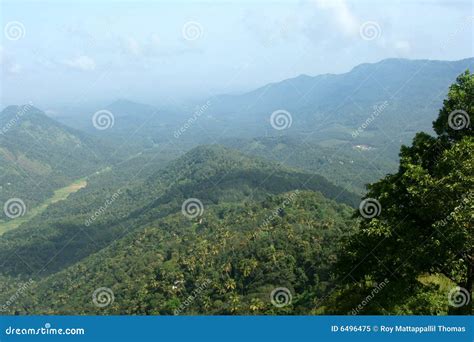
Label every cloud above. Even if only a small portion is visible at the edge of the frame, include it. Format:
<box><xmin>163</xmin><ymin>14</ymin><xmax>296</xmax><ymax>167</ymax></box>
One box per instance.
<box><xmin>0</xmin><ymin>46</ymin><xmax>22</xmax><ymax>74</ymax></box>
<box><xmin>313</xmin><ymin>0</ymin><xmax>359</xmax><ymax>37</ymax></box>
<box><xmin>394</xmin><ymin>40</ymin><xmax>411</xmax><ymax>55</ymax></box>
<box><xmin>62</xmin><ymin>55</ymin><xmax>96</xmax><ymax>71</ymax></box>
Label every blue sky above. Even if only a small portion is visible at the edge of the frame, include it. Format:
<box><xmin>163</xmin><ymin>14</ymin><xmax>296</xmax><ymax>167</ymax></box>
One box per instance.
<box><xmin>0</xmin><ymin>0</ymin><xmax>473</xmax><ymax>108</ymax></box>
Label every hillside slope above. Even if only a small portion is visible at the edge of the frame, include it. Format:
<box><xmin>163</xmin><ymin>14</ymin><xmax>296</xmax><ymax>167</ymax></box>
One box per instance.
<box><xmin>0</xmin><ymin>191</ymin><xmax>355</xmax><ymax>315</ymax></box>
<box><xmin>0</xmin><ymin>145</ymin><xmax>358</xmax><ymax>277</ymax></box>
<box><xmin>0</xmin><ymin>105</ymin><xmax>111</xmax><ymax>209</ymax></box>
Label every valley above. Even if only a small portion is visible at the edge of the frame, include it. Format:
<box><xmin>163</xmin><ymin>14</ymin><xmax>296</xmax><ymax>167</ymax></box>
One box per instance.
<box><xmin>0</xmin><ymin>178</ymin><xmax>87</xmax><ymax>235</ymax></box>
<box><xmin>0</xmin><ymin>59</ymin><xmax>472</xmax><ymax>316</ymax></box>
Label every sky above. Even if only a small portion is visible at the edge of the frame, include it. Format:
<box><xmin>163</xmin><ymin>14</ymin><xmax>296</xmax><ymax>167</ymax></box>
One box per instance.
<box><xmin>0</xmin><ymin>0</ymin><xmax>473</xmax><ymax>108</ymax></box>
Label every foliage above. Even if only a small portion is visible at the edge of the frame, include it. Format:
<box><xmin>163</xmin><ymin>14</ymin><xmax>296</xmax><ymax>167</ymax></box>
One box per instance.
<box><xmin>337</xmin><ymin>71</ymin><xmax>473</xmax><ymax>314</ymax></box>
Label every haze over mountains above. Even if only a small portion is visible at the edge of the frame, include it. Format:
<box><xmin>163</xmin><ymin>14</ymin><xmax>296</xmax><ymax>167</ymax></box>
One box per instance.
<box><xmin>54</xmin><ymin>58</ymin><xmax>474</xmax><ymax>146</ymax></box>
<box><xmin>0</xmin><ymin>57</ymin><xmax>472</xmax><ymax>315</ymax></box>
<box><xmin>34</xmin><ymin>57</ymin><xmax>474</xmax><ymax>194</ymax></box>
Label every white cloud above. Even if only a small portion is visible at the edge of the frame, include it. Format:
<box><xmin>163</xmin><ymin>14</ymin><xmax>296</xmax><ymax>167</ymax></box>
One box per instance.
<box><xmin>394</xmin><ymin>40</ymin><xmax>411</xmax><ymax>55</ymax></box>
<box><xmin>313</xmin><ymin>0</ymin><xmax>359</xmax><ymax>37</ymax></box>
<box><xmin>0</xmin><ymin>46</ymin><xmax>22</xmax><ymax>74</ymax></box>
<box><xmin>62</xmin><ymin>55</ymin><xmax>96</xmax><ymax>71</ymax></box>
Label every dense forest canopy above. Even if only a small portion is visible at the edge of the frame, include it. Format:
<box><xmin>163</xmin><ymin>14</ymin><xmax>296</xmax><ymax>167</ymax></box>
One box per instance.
<box><xmin>0</xmin><ymin>67</ymin><xmax>472</xmax><ymax>316</ymax></box>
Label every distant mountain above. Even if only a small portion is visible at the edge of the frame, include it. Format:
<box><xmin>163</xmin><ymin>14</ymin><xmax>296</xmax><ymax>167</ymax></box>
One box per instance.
<box><xmin>59</xmin><ymin>99</ymin><xmax>188</xmax><ymax>150</ymax></box>
<box><xmin>209</xmin><ymin>58</ymin><xmax>473</xmax><ymax>125</ymax></box>
<box><xmin>0</xmin><ymin>105</ymin><xmax>110</xmax><ymax>209</ymax></box>
<box><xmin>52</xmin><ymin>59</ymin><xmax>474</xmax><ymax>158</ymax></box>
<box><xmin>0</xmin><ymin>144</ymin><xmax>358</xmax><ymax>277</ymax></box>
<box><xmin>199</xmin><ymin>58</ymin><xmax>474</xmax><ymax>145</ymax></box>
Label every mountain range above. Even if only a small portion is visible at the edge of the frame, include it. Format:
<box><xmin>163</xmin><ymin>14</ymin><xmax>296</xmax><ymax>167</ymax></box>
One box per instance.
<box><xmin>0</xmin><ymin>57</ymin><xmax>472</xmax><ymax>315</ymax></box>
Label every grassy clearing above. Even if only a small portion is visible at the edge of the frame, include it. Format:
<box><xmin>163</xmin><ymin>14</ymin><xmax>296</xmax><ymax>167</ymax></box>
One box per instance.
<box><xmin>0</xmin><ymin>178</ymin><xmax>87</xmax><ymax>235</ymax></box>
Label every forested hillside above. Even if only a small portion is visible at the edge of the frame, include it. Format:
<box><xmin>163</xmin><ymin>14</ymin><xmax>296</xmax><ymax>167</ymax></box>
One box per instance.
<box><xmin>0</xmin><ymin>68</ymin><xmax>471</xmax><ymax>317</ymax></box>
<box><xmin>1</xmin><ymin>191</ymin><xmax>355</xmax><ymax>314</ymax></box>
<box><xmin>0</xmin><ymin>145</ymin><xmax>358</xmax><ymax>278</ymax></box>
<box><xmin>0</xmin><ymin>105</ymin><xmax>111</xmax><ymax>209</ymax></box>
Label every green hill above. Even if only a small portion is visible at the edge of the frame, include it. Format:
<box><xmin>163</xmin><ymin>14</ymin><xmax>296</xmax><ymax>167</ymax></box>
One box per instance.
<box><xmin>0</xmin><ymin>145</ymin><xmax>358</xmax><ymax>278</ymax></box>
<box><xmin>0</xmin><ymin>190</ymin><xmax>355</xmax><ymax>315</ymax></box>
<box><xmin>0</xmin><ymin>105</ymin><xmax>110</xmax><ymax>210</ymax></box>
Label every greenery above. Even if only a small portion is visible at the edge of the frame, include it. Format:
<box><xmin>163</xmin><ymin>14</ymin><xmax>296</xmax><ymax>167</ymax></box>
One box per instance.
<box><xmin>335</xmin><ymin>71</ymin><xmax>473</xmax><ymax>314</ymax></box>
<box><xmin>0</xmin><ymin>66</ymin><xmax>472</xmax><ymax>316</ymax></box>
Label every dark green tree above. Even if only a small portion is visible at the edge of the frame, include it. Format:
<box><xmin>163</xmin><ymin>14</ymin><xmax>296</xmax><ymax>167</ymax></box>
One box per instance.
<box><xmin>338</xmin><ymin>71</ymin><xmax>473</xmax><ymax>314</ymax></box>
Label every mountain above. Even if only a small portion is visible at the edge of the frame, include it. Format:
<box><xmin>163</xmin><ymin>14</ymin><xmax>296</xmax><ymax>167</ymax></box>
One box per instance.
<box><xmin>55</xmin><ymin>99</ymin><xmax>189</xmax><ymax>151</ymax></box>
<box><xmin>0</xmin><ymin>105</ymin><xmax>110</xmax><ymax>209</ymax></box>
<box><xmin>0</xmin><ymin>190</ymin><xmax>356</xmax><ymax>315</ymax></box>
<box><xmin>208</xmin><ymin>58</ymin><xmax>474</xmax><ymax>131</ymax></box>
<box><xmin>0</xmin><ymin>145</ymin><xmax>359</xmax><ymax>277</ymax></box>
<box><xmin>222</xmin><ymin>136</ymin><xmax>398</xmax><ymax>195</ymax></box>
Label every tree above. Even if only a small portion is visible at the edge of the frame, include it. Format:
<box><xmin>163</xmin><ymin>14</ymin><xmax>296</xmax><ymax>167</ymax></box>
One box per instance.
<box><xmin>338</xmin><ymin>71</ymin><xmax>473</xmax><ymax>314</ymax></box>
